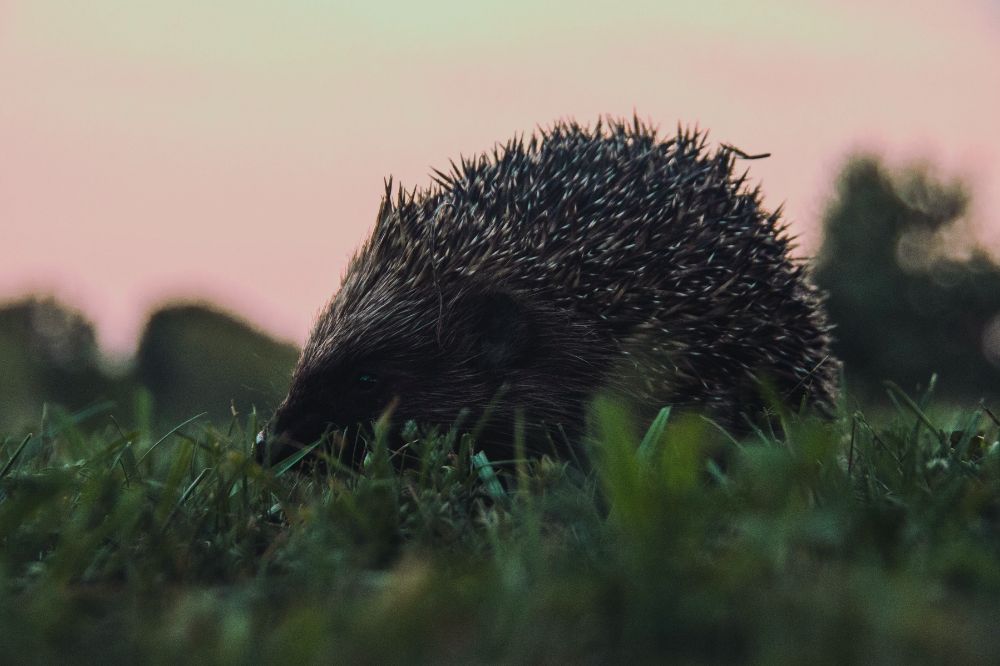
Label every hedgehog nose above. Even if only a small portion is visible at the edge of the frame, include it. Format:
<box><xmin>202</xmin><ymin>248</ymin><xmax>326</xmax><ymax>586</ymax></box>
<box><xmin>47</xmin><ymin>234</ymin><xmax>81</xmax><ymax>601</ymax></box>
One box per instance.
<box><xmin>255</xmin><ymin>427</ymin><xmax>306</xmax><ymax>467</ymax></box>
<box><xmin>253</xmin><ymin>428</ymin><xmax>270</xmax><ymax>464</ymax></box>
<box><xmin>254</xmin><ymin>427</ymin><xmax>290</xmax><ymax>466</ymax></box>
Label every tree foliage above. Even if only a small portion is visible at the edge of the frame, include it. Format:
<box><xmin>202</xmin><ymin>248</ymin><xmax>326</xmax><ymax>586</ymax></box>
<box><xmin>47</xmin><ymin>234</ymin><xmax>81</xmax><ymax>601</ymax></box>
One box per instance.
<box><xmin>813</xmin><ymin>156</ymin><xmax>1000</xmax><ymax>401</ymax></box>
<box><xmin>0</xmin><ymin>298</ymin><xmax>297</xmax><ymax>431</ymax></box>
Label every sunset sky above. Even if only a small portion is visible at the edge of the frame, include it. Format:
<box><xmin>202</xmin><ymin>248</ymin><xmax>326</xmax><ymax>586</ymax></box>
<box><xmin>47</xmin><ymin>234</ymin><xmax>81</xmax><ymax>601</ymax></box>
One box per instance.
<box><xmin>2</xmin><ymin>0</ymin><xmax>998</xmax><ymax>355</ymax></box>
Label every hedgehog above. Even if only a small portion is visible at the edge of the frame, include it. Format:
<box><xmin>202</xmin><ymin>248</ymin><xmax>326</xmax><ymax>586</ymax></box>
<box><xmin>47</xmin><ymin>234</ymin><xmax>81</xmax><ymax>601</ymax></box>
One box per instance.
<box><xmin>259</xmin><ymin>117</ymin><xmax>838</xmax><ymax>466</ymax></box>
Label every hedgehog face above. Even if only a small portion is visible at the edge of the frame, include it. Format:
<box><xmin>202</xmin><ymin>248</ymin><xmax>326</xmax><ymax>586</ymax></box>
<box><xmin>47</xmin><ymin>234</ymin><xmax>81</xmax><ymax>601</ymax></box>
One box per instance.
<box><xmin>258</xmin><ymin>288</ymin><xmax>554</xmax><ymax>466</ymax></box>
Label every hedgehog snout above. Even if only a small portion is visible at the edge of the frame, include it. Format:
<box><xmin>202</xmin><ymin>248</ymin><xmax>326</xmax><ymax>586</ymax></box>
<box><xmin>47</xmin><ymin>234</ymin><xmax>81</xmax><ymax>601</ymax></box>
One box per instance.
<box><xmin>254</xmin><ymin>426</ymin><xmax>300</xmax><ymax>467</ymax></box>
<box><xmin>254</xmin><ymin>399</ymin><xmax>316</xmax><ymax>466</ymax></box>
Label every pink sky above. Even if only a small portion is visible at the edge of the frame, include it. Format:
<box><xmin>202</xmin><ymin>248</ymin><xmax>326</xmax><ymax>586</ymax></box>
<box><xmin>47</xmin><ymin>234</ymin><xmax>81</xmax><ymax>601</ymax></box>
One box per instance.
<box><xmin>2</xmin><ymin>0</ymin><xmax>998</xmax><ymax>355</ymax></box>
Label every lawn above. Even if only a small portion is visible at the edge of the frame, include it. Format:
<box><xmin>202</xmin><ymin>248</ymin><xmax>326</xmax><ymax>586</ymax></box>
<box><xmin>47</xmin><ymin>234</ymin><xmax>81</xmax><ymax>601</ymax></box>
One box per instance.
<box><xmin>1</xmin><ymin>386</ymin><xmax>999</xmax><ymax>664</ymax></box>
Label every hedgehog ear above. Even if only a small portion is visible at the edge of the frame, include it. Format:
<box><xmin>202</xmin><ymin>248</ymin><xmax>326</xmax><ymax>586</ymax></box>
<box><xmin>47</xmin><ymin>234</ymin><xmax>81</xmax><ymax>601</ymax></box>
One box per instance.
<box><xmin>467</xmin><ymin>291</ymin><xmax>534</xmax><ymax>371</ymax></box>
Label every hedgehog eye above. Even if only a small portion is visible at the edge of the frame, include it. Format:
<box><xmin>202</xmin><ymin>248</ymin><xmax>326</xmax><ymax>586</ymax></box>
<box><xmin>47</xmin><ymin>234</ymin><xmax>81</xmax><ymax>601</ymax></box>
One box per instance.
<box><xmin>354</xmin><ymin>372</ymin><xmax>379</xmax><ymax>392</ymax></box>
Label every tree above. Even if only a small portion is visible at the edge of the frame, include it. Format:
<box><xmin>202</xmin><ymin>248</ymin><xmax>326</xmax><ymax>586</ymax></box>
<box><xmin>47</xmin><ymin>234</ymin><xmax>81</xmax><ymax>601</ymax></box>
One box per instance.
<box><xmin>135</xmin><ymin>303</ymin><xmax>298</xmax><ymax>424</ymax></box>
<box><xmin>0</xmin><ymin>297</ymin><xmax>121</xmax><ymax>430</ymax></box>
<box><xmin>813</xmin><ymin>156</ymin><xmax>1000</xmax><ymax>401</ymax></box>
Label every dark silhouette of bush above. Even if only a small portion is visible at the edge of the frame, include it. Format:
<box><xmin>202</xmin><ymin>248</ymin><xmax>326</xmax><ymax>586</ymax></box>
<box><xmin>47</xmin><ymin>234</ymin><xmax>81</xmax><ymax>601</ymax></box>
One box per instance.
<box><xmin>0</xmin><ymin>298</ymin><xmax>298</xmax><ymax>430</ymax></box>
<box><xmin>813</xmin><ymin>156</ymin><xmax>1000</xmax><ymax>402</ymax></box>
<box><xmin>134</xmin><ymin>303</ymin><xmax>298</xmax><ymax>424</ymax></box>
<box><xmin>0</xmin><ymin>297</ymin><xmax>125</xmax><ymax>430</ymax></box>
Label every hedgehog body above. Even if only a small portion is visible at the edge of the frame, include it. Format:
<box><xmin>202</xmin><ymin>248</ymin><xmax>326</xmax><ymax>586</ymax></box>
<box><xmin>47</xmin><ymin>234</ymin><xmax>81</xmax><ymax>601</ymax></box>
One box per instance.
<box><xmin>266</xmin><ymin>118</ymin><xmax>838</xmax><ymax>463</ymax></box>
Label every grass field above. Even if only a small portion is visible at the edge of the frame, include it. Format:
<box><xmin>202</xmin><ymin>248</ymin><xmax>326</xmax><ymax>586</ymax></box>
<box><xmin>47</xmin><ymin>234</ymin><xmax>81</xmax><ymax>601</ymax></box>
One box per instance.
<box><xmin>1</xmin><ymin>386</ymin><xmax>999</xmax><ymax>664</ymax></box>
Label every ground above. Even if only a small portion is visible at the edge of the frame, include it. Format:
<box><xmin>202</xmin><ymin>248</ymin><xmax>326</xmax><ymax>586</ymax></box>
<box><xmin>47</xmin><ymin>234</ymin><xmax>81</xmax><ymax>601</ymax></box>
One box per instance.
<box><xmin>1</xmin><ymin>389</ymin><xmax>999</xmax><ymax>664</ymax></box>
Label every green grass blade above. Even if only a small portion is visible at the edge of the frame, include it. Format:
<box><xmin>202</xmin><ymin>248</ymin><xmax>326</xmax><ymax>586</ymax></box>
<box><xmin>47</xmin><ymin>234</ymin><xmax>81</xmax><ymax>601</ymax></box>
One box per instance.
<box><xmin>136</xmin><ymin>412</ymin><xmax>209</xmax><ymax>466</ymax></box>
<box><xmin>0</xmin><ymin>434</ymin><xmax>32</xmax><ymax>478</ymax></box>
<box><xmin>473</xmin><ymin>451</ymin><xmax>507</xmax><ymax>502</ymax></box>
<box><xmin>637</xmin><ymin>406</ymin><xmax>672</xmax><ymax>461</ymax></box>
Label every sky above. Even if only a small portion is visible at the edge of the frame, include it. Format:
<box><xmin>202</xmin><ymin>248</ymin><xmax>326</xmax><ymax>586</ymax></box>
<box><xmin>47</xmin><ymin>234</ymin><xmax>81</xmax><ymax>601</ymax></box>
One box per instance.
<box><xmin>2</xmin><ymin>0</ymin><xmax>998</xmax><ymax>355</ymax></box>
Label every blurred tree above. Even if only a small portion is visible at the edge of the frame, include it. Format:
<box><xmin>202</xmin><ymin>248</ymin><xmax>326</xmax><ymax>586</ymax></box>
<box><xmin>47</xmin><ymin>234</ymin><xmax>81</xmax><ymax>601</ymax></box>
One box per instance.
<box><xmin>0</xmin><ymin>297</ymin><xmax>124</xmax><ymax>430</ymax></box>
<box><xmin>134</xmin><ymin>303</ymin><xmax>298</xmax><ymax>425</ymax></box>
<box><xmin>0</xmin><ymin>298</ymin><xmax>299</xmax><ymax>432</ymax></box>
<box><xmin>813</xmin><ymin>156</ymin><xmax>1000</xmax><ymax>401</ymax></box>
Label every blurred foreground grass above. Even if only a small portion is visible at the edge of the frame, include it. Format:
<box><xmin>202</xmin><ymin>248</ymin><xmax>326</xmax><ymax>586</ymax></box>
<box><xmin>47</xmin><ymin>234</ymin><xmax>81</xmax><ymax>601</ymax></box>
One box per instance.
<box><xmin>1</xmin><ymin>389</ymin><xmax>999</xmax><ymax>664</ymax></box>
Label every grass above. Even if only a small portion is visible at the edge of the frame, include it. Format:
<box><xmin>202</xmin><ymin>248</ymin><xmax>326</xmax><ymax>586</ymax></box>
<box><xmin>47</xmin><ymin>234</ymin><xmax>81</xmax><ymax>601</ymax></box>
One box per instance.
<box><xmin>1</xmin><ymin>388</ymin><xmax>999</xmax><ymax>664</ymax></box>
